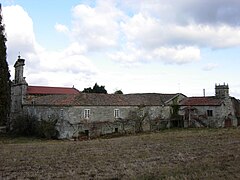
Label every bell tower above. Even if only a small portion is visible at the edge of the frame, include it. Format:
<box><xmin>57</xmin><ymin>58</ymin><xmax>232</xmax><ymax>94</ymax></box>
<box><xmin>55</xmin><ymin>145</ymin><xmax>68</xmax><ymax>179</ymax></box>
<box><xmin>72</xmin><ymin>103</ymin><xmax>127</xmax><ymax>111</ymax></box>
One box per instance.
<box><xmin>11</xmin><ymin>56</ymin><xmax>28</xmax><ymax>119</ymax></box>
<box><xmin>215</xmin><ymin>83</ymin><xmax>229</xmax><ymax>98</ymax></box>
<box><xmin>14</xmin><ymin>55</ymin><xmax>26</xmax><ymax>85</ymax></box>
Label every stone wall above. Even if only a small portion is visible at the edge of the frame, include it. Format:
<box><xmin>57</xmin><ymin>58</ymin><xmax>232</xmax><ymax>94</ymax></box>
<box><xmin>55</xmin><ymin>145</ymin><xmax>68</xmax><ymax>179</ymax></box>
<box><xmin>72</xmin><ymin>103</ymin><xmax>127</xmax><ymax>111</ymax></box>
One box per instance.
<box><xmin>10</xmin><ymin>83</ymin><xmax>27</xmax><ymax>120</ymax></box>
<box><xmin>181</xmin><ymin>105</ymin><xmax>225</xmax><ymax>127</ymax></box>
<box><xmin>179</xmin><ymin>97</ymin><xmax>238</xmax><ymax>128</ymax></box>
<box><xmin>23</xmin><ymin>105</ymin><xmax>172</xmax><ymax>139</ymax></box>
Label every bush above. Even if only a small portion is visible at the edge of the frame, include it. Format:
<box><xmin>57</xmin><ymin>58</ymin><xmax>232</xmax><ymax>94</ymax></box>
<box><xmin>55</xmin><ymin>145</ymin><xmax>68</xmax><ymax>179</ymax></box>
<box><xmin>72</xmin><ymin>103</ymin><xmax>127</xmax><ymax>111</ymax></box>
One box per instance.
<box><xmin>10</xmin><ymin>115</ymin><xmax>58</xmax><ymax>139</ymax></box>
<box><xmin>36</xmin><ymin>119</ymin><xmax>58</xmax><ymax>139</ymax></box>
<box><xmin>11</xmin><ymin>115</ymin><xmax>38</xmax><ymax>136</ymax></box>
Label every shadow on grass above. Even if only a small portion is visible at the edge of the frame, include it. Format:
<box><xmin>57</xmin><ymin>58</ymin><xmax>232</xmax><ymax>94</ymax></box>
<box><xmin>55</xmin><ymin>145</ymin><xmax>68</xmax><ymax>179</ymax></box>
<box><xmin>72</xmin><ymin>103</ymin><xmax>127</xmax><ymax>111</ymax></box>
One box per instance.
<box><xmin>0</xmin><ymin>133</ymin><xmax>49</xmax><ymax>144</ymax></box>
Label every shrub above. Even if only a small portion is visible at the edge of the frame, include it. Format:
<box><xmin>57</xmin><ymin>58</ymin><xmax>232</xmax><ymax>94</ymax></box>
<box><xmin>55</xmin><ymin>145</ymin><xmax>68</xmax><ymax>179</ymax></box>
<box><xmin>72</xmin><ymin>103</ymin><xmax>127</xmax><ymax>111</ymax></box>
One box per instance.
<box><xmin>11</xmin><ymin>115</ymin><xmax>38</xmax><ymax>136</ymax></box>
<box><xmin>36</xmin><ymin>119</ymin><xmax>58</xmax><ymax>139</ymax></box>
<box><xmin>10</xmin><ymin>115</ymin><xmax>58</xmax><ymax>139</ymax></box>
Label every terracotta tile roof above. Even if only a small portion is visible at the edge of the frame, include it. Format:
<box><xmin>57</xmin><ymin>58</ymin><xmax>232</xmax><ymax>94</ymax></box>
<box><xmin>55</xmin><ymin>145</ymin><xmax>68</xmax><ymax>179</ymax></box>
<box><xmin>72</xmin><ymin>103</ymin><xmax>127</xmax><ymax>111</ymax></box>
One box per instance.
<box><xmin>24</xmin><ymin>93</ymin><xmax>181</xmax><ymax>106</ymax></box>
<box><xmin>180</xmin><ymin>96</ymin><xmax>223</xmax><ymax>106</ymax></box>
<box><xmin>122</xmin><ymin>93</ymin><xmax>181</xmax><ymax>106</ymax></box>
<box><xmin>27</xmin><ymin>86</ymin><xmax>80</xmax><ymax>95</ymax></box>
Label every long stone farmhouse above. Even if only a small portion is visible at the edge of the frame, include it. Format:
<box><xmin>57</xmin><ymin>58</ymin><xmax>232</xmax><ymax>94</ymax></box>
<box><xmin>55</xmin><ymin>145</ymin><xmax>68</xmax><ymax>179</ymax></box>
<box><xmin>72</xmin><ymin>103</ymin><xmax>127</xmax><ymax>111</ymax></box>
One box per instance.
<box><xmin>10</xmin><ymin>56</ymin><xmax>240</xmax><ymax>139</ymax></box>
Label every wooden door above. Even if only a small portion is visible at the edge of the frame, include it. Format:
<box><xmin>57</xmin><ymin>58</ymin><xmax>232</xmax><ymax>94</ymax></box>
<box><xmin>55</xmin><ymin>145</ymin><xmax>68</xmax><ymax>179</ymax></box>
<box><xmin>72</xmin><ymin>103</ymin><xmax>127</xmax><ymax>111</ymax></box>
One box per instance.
<box><xmin>225</xmin><ymin>118</ymin><xmax>232</xmax><ymax>127</ymax></box>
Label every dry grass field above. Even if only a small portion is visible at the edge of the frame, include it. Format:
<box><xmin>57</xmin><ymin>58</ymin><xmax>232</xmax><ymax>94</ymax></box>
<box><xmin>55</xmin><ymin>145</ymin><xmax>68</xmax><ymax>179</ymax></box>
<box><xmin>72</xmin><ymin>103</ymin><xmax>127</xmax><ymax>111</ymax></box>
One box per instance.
<box><xmin>1</xmin><ymin>128</ymin><xmax>240</xmax><ymax>179</ymax></box>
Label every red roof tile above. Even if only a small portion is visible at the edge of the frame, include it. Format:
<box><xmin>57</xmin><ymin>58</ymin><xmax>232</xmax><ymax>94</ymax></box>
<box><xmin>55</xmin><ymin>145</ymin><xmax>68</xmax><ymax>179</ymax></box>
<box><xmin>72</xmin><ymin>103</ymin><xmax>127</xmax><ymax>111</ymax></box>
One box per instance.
<box><xmin>180</xmin><ymin>97</ymin><xmax>223</xmax><ymax>106</ymax></box>
<box><xmin>27</xmin><ymin>86</ymin><xmax>80</xmax><ymax>95</ymax></box>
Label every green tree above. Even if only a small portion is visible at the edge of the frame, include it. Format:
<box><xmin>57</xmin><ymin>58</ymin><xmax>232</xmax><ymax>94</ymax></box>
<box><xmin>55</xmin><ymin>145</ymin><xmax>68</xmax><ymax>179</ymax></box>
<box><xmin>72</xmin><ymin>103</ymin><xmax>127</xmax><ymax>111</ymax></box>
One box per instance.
<box><xmin>114</xmin><ymin>89</ymin><xmax>123</xmax><ymax>94</ymax></box>
<box><xmin>82</xmin><ymin>87</ymin><xmax>92</xmax><ymax>93</ymax></box>
<box><xmin>0</xmin><ymin>4</ymin><xmax>11</xmax><ymax>126</ymax></box>
<box><xmin>82</xmin><ymin>83</ymin><xmax>107</xmax><ymax>94</ymax></box>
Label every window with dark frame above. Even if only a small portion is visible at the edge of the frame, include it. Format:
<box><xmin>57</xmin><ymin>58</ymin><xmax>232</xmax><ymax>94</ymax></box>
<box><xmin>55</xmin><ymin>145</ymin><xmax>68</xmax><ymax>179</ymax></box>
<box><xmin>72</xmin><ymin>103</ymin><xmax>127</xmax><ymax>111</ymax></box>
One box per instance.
<box><xmin>60</xmin><ymin>109</ymin><xmax>63</xmax><ymax>119</ymax></box>
<box><xmin>207</xmin><ymin>110</ymin><xmax>213</xmax><ymax>117</ymax></box>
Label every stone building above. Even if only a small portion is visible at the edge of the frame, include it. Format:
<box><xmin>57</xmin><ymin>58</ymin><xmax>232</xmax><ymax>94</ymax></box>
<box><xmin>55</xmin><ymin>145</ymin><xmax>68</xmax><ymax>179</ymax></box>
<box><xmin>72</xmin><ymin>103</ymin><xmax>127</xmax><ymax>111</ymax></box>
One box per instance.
<box><xmin>10</xmin><ymin>56</ymin><xmax>186</xmax><ymax>139</ymax></box>
<box><xmin>11</xmin><ymin>56</ymin><xmax>240</xmax><ymax>139</ymax></box>
<box><xmin>10</xmin><ymin>56</ymin><xmax>79</xmax><ymax>121</ymax></box>
<box><xmin>179</xmin><ymin>84</ymin><xmax>240</xmax><ymax>128</ymax></box>
<box><xmin>24</xmin><ymin>93</ymin><xmax>185</xmax><ymax>139</ymax></box>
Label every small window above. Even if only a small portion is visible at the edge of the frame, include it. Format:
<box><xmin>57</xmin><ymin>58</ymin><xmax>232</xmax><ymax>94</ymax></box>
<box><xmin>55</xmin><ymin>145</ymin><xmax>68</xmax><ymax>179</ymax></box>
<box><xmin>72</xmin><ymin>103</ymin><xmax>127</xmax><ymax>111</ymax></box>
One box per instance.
<box><xmin>60</xmin><ymin>109</ymin><xmax>64</xmax><ymax>119</ymax></box>
<box><xmin>114</xmin><ymin>109</ymin><xmax>120</xmax><ymax>118</ymax></box>
<box><xmin>207</xmin><ymin>110</ymin><xmax>213</xmax><ymax>117</ymax></box>
<box><xmin>85</xmin><ymin>130</ymin><xmax>89</xmax><ymax>136</ymax></box>
<box><xmin>84</xmin><ymin>109</ymin><xmax>90</xmax><ymax>119</ymax></box>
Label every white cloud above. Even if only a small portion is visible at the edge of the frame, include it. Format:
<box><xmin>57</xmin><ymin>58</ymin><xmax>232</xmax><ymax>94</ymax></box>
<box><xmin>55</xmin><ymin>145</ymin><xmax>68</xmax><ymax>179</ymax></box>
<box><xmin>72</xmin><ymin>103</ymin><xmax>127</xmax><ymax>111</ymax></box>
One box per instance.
<box><xmin>121</xmin><ymin>13</ymin><xmax>240</xmax><ymax>49</ymax></box>
<box><xmin>63</xmin><ymin>42</ymin><xmax>87</xmax><ymax>56</ymax></box>
<box><xmin>4</xmin><ymin>2</ymin><xmax>240</xmax><ymax>67</ymax></box>
<box><xmin>202</xmin><ymin>63</ymin><xmax>219</xmax><ymax>71</ymax></box>
<box><xmin>109</xmin><ymin>44</ymin><xmax>200</xmax><ymax>65</ymax></box>
<box><xmin>3</xmin><ymin>5</ymin><xmax>98</xmax><ymax>88</ymax></box>
<box><xmin>171</xmin><ymin>24</ymin><xmax>240</xmax><ymax>48</ymax></box>
<box><xmin>55</xmin><ymin>23</ymin><xmax>69</xmax><ymax>33</ymax></box>
<box><xmin>153</xmin><ymin>46</ymin><xmax>201</xmax><ymax>64</ymax></box>
<box><xmin>69</xmin><ymin>2</ymin><xmax>125</xmax><ymax>51</ymax></box>
<box><xmin>2</xmin><ymin>1</ymin><xmax>240</xmax><ymax>97</ymax></box>
<box><xmin>2</xmin><ymin>5</ymin><xmax>41</xmax><ymax>65</ymax></box>
<box><xmin>38</xmin><ymin>50</ymin><xmax>97</xmax><ymax>75</ymax></box>
<box><xmin>16</xmin><ymin>0</ymin><xmax>238</xmax><ymax>69</ymax></box>
<box><xmin>121</xmin><ymin>13</ymin><xmax>163</xmax><ymax>48</ymax></box>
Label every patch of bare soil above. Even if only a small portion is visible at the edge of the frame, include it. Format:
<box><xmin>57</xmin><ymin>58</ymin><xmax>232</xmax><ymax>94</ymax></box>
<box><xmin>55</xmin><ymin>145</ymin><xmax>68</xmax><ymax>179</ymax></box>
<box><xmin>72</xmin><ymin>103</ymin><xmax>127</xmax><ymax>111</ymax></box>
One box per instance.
<box><xmin>1</xmin><ymin>128</ymin><xmax>240</xmax><ymax>179</ymax></box>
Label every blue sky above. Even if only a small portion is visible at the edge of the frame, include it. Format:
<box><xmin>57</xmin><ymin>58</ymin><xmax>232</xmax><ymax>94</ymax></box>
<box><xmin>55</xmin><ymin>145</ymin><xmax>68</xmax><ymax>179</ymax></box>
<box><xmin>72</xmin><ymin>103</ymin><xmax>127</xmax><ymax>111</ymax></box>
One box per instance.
<box><xmin>2</xmin><ymin>0</ymin><xmax>240</xmax><ymax>98</ymax></box>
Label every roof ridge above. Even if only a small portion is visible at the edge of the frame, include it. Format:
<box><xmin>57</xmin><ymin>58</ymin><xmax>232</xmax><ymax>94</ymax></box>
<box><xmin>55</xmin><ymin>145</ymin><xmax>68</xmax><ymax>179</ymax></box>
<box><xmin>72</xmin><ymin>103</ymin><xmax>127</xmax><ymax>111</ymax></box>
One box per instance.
<box><xmin>28</xmin><ymin>85</ymin><xmax>77</xmax><ymax>89</ymax></box>
<box><xmin>124</xmin><ymin>93</ymin><xmax>178</xmax><ymax>95</ymax></box>
<box><xmin>187</xmin><ymin>96</ymin><xmax>216</xmax><ymax>98</ymax></box>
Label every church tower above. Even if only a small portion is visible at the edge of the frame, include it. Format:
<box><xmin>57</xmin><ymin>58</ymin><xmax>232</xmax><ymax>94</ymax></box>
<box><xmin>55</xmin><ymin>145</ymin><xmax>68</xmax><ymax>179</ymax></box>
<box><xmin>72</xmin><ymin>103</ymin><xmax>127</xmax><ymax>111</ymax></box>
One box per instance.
<box><xmin>14</xmin><ymin>55</ymin><xmax>26</xmax><ymax>84</ymax></box>
<box><xmin>11</xmin><ymin>56</ymin><xmax>28</xmax><ymax>118</ymax></box>
<box><xmin>215</xmin><ymin>83</ymin><xmax>229</xmax><ymax>98</ymax></box>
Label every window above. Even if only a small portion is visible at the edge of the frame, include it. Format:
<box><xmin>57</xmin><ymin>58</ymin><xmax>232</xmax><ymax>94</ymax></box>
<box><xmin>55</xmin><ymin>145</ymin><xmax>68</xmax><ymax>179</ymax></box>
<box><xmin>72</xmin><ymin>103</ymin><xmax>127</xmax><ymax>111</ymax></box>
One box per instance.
<box><xmin>84</xmin><ymin>109</ymin><xmax>90</xmax><ymax>119</ymax></box>
<box><xmin>85</xmin><ymin>130</ymin><xmax>89</xmax><ymax>136</ymax></box>
<box><xmin>60</xmin><ymin>109</ymin><xmax>64</xmax><ymax>119</ymax></box>
<box><xmin>207</xmin><ymin>110</ymin><xmax>213</xmax><ymax>117</ymax></box>
<box><xmin>114</xmin><ymin>109</ymin><xmax>120</xmax><ymax>118</ymax></box>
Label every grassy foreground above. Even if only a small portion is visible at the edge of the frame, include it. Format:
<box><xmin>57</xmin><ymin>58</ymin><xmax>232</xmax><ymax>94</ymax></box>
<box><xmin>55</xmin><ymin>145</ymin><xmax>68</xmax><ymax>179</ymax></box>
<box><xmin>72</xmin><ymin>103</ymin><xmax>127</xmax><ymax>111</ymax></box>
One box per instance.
<box><xmin>1</xmin><ymin>128</ymin><xmax>240</xmax><ymax>179</ymax></box>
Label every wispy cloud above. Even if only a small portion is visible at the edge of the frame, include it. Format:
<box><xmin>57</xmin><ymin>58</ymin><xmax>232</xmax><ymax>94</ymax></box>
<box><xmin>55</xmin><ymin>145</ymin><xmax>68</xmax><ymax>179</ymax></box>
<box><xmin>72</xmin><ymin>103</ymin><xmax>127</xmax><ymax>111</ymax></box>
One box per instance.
<box><xmin>202</xmin><ymin>63</ymin><xmax>219</xmax><ymax>71</ymax></box>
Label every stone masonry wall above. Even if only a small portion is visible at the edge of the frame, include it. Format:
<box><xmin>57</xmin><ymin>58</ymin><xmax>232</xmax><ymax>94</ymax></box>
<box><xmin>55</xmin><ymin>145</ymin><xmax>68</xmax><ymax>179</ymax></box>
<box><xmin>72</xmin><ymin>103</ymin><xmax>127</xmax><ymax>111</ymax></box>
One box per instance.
<box><xmin>180</xmin><ymin>97</ymin><xmax>238</xmax><ymax>128</ymax></box>
<box><xmin>23</xmin><ymin>105</ymin><xmax>171</xmax><ymax>139</ymax></box>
